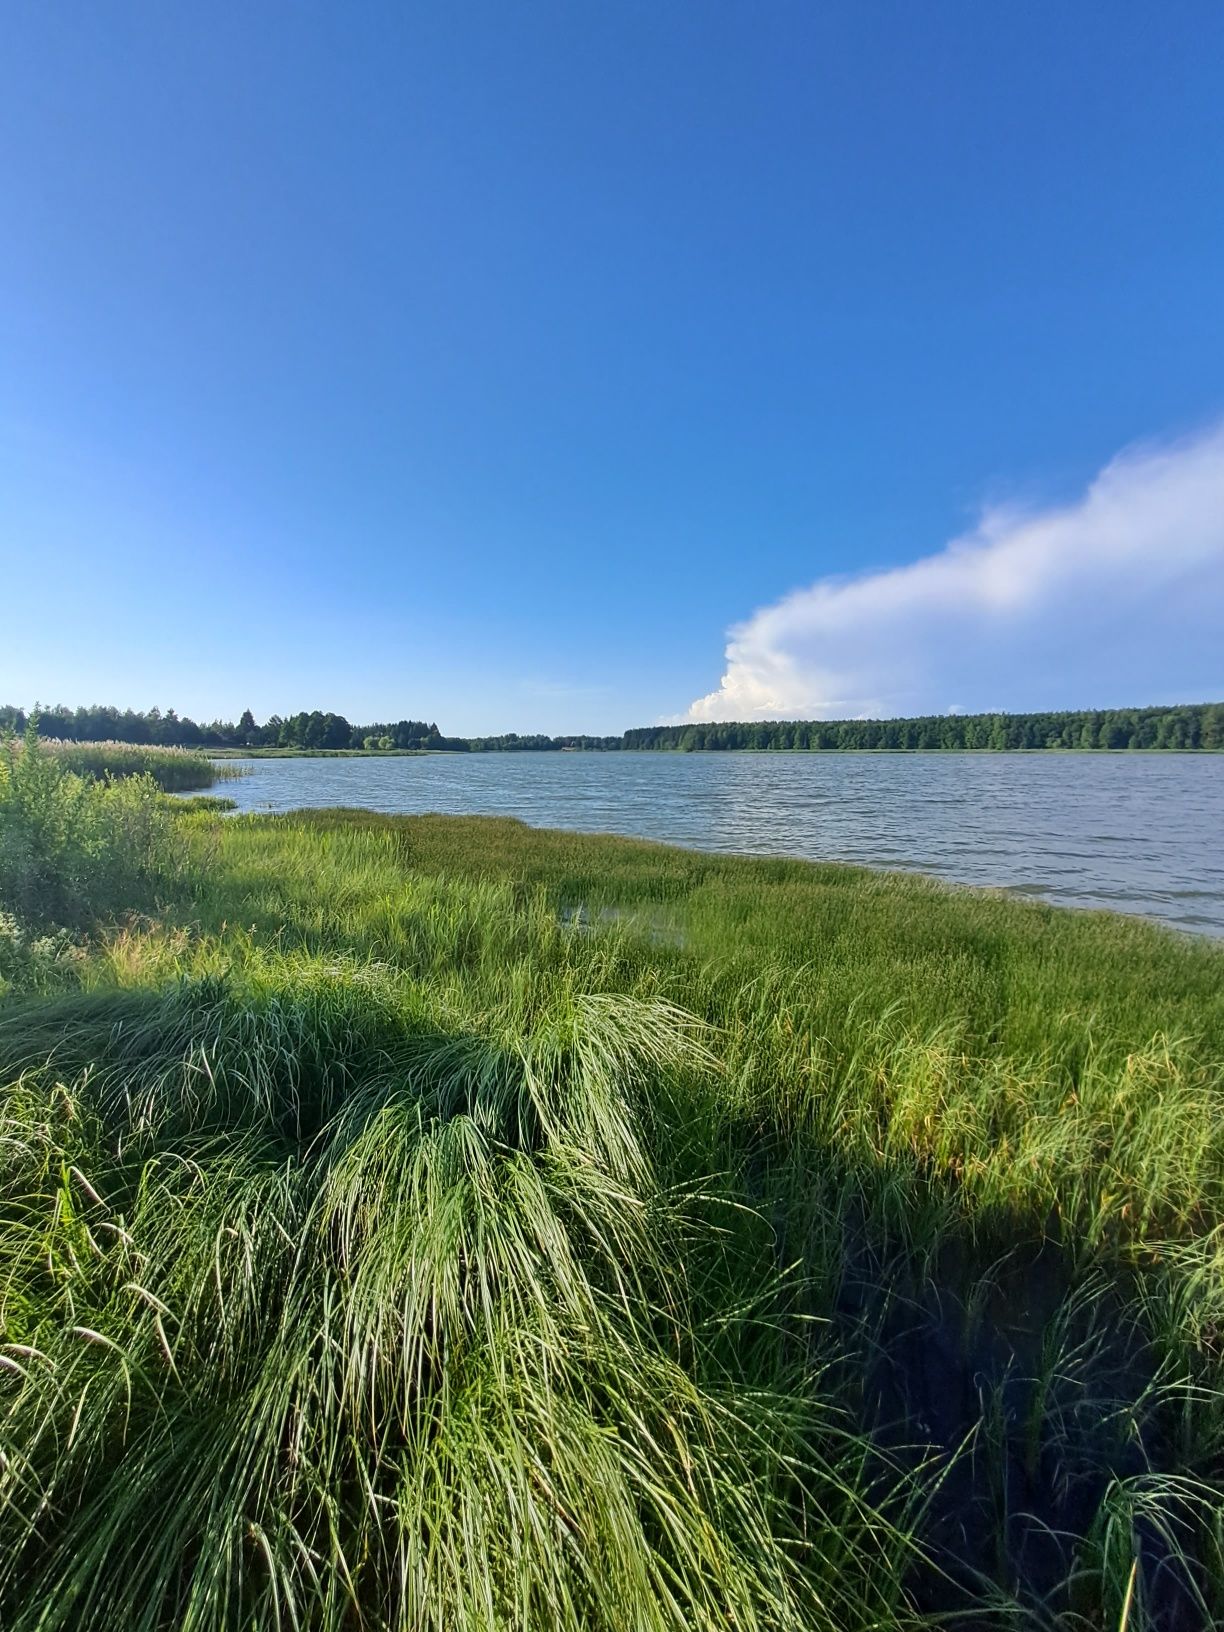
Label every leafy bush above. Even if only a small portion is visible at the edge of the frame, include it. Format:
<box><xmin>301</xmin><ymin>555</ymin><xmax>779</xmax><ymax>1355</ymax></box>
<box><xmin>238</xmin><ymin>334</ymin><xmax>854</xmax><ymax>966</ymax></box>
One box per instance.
<box><xmin>0</xmin><ymin>910</ymin><xmax>85</xmax><ymax>996</ymax></box>
<box><xmin>0</xmin><ymin>724</ymin><xmax>178</xmax><ymax>930</ymax></box>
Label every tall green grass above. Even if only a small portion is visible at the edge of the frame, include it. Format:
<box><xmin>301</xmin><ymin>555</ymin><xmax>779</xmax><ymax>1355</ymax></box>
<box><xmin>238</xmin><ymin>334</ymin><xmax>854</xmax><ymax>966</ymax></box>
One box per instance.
<box><xmin>1</xmin><ymin>786</ymin><xmax>1222</xmax><ymax>1627</ymax></box>
<box><xmin>39</xmin><ymin>738</ymin><xmax>242</xmax><ymax>792</ymax></box>
<box><xmin>0</xmin><ymin>967</ymin><xmax>917</xmax><ymax>1631</ymax></box>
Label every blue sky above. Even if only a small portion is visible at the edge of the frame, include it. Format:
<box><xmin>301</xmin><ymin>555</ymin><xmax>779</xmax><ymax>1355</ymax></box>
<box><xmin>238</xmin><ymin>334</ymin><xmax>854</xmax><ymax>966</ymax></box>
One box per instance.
<box><xmin>2</xmin><ymin>2</ymin><xmax>1222</xmax><ymax>732</ymax></box>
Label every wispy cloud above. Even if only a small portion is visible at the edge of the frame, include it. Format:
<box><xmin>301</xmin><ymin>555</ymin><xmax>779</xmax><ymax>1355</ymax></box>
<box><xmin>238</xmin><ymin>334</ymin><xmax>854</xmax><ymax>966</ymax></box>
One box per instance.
<box><xmin>683</xmin><ymin>423</ymin><xmax>1224</xmax><ymax>722</ymax></box>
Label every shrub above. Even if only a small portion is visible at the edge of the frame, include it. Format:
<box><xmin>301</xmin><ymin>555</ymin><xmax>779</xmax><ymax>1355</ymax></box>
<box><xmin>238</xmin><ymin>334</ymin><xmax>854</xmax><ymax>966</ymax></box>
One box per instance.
<box><xmin>0</xmin><ymin>724</ymin><xmax>178</xmax><ymax>930</ymax></box>
<box><xmin>0</xmin><ymin>910</ymin><xmax>85</xmax><ymax>996</ymax></box>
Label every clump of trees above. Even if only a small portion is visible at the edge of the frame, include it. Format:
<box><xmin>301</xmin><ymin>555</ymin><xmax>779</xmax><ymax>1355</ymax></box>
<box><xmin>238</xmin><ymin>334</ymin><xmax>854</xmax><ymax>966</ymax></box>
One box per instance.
<box><xmin>270</xmin><ymin>714</ymin><xmax>469</xmax><ymax>751</ymax></box>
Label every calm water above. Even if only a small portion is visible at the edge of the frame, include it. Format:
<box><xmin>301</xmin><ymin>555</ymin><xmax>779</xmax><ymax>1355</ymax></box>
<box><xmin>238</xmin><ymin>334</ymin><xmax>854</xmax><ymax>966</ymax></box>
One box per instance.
<box><xmin>214</xmin><ymin>752</ymin><xmax>1224</xmax><ymax>936</ymax></box>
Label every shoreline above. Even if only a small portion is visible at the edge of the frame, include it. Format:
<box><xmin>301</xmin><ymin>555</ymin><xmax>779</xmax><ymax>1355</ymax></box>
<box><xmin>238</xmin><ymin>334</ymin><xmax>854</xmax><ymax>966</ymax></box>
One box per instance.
<box><xmin>207</xmin><ymin>743</ymin><xmax>1224</xmax><ymax>758</ymax></box>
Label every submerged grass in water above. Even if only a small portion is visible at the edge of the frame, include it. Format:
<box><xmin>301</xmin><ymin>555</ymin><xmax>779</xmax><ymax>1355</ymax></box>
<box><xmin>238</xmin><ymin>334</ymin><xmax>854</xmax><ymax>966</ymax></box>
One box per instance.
<box><xmin>1</xmin><ymin>795</ymin><xmax>1223</xmax><ymax>1628</ymax></box>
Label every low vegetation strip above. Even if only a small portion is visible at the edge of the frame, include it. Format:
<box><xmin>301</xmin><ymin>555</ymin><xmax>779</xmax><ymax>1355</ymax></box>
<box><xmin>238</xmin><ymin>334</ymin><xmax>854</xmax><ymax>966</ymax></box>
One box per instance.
<box><xmin>1</xmin><ymin>748</ymin><xmax>1222</xmax><ymax>1628</ymax></box>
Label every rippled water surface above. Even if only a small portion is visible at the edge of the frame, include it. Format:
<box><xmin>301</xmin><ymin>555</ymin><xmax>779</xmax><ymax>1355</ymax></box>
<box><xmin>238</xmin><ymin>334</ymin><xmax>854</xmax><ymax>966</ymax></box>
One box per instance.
<box><xmin>215</xmin><ymin>752</ymin><xmax>1224</xmax><ymax>936</ymax></box>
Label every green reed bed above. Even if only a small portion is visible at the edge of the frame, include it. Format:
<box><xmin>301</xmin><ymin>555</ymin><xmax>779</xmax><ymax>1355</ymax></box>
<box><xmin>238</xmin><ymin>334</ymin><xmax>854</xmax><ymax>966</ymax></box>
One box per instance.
<box><xmin>39</xmin><ymin>737</ymin><xmax>243</xmax><ymax>792</ymax></box>
<box><xmin>1</xmin><ymin>776</ymin><xmax>1223</xmax><ymax>1629</ymax></box>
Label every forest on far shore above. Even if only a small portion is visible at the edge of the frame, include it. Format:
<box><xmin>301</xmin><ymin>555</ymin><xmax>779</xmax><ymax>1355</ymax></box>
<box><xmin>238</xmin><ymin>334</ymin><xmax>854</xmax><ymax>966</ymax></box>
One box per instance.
<box><xmin>624</xmin><ymin>702</ymin><xmax>1224</xmax><ymax>751</ymax></box>
<box><xmin>1</xmin><ymin>700</ymin><xmax>1220</xmax><ymax>753</ymax></box>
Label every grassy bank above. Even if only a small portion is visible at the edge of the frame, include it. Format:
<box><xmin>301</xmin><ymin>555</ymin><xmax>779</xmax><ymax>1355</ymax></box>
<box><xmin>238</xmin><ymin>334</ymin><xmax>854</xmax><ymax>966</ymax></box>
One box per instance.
<box><xmin>1</xmin><ymin>758</ymin><xmax>1222</xmax><ymax>1628</ymax></box>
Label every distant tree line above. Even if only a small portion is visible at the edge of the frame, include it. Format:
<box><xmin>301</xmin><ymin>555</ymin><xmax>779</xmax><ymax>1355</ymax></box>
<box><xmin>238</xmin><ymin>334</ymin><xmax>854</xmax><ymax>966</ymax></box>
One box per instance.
<box><xmin>465</xmin><ymin>732</ymin><xmax>623</xmax><ymax>752</ymax></box>
<box><xmin>2</xmin><ymin>701</ymin><xmax>1220</xmax><ymax>753</ymax></box>
<box><xmin>0</xmin><ymin>704</ymin><xmax>621</xmax><ymax>753</ymax></box>
<box><xmin>625</xmin><ymin>703</ymin><xmax>1224</xmax><ymax>752</ymax></box>
<box><xmin>0</xmin><ymin>704</ymin><xmax>464</xmax><ymax>752</ymax></box>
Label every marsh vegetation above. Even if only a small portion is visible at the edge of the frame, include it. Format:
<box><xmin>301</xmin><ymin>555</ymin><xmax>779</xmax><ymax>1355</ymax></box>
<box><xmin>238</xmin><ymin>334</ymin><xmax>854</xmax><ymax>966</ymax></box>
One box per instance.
<box><xmin>1</xmin><ymin>740</ymin><xmax>1222</xmax><ymax>1628</ymax></box>
<box><xmin>32</xmin><ymin>737</ymin><xmax>239</xmax><ymax>792</ymax></box>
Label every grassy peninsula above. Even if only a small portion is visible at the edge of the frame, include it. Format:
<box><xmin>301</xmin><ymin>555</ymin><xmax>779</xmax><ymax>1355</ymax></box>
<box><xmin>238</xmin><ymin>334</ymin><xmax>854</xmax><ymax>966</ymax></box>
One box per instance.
<box><xmin>38</xmin><ymin>739</ymin><xmax>245</xmax><ymax>792</ymax></box>
<box><xmin>1</xmin><ymin>730</ymin><xmax>1223</xmax><ymax>1629</ymax></box>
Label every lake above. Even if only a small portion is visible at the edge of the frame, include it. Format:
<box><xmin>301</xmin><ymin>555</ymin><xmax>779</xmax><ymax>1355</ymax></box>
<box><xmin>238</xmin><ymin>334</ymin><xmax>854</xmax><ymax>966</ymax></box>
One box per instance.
<box><xmin>213</xmin><ymin>751</ymin><xmax>1224</xmax><ymax>936</ymax></box>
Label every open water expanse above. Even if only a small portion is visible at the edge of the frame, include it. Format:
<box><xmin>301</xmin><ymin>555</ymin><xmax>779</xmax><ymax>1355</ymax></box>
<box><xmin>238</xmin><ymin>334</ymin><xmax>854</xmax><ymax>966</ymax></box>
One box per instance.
<box><xmin>214</xmin><ymin>751</ymin><xmax>1224</xmax><ymax>936</ymax></box>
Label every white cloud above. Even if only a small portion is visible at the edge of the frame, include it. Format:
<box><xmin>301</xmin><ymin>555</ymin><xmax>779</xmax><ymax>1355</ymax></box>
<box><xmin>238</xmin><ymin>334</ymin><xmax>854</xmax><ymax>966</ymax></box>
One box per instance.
<box><xmin>683</xmin><ymin>422</ymin><xmax>1224</xmax><ymax>721</ymax></box>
